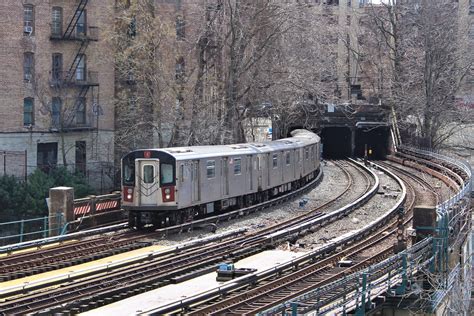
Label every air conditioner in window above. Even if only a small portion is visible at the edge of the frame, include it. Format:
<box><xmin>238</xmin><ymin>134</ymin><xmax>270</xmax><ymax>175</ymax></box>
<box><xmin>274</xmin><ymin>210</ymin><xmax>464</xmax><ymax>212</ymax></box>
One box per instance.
<box><xmin>24</xmin><ymin>26</ymin><xmax>33</xmax><ymax>35</ymax></box>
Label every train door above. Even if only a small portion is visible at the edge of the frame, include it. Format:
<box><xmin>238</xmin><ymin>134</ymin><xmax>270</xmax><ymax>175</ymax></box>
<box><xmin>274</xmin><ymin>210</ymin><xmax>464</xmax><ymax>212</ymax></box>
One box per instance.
<box><xmin>257</xmin><ymin>156</ymin><xmax>262</xmax><ymax>190</ymax></box>
<box><xmin>293</xmin><ymin>149</ymin><xmax>297</xmax><ymax>179</ymax></box>
<box><xmin>191</xmin><ymin>160</ymin><xmax>200</xmax><ymax>203</ymax></box>
<box><xmin>247</xmin><ymin>155</ymin><xmax>253</xmax><ymax>190</ymax></box>
<box><xmin>222</xmin><ymin>157</ymin><xmax>229</xmax><ymax>196</ymax></box>
<box><xmin>267</xmin><ymin>153</ymin><xmax>271</xmax><ymax>187</ymax></box>
<box><xmin>137</xmin><ymin>159</ymin><xmax>160</xmax><ymax>205</ymax></box>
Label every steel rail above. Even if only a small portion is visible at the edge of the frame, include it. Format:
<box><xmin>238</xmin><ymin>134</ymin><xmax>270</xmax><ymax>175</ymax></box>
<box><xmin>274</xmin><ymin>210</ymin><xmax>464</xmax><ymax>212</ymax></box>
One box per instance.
<box><xmin>0</xmin><ymin>161</ymin><xmax>374</xmax><ymax>314</ymax></box>
<box><xmin>139</xmin><ymin>160</ymin><xmax>401</xmax><ymax>315</ymax></box>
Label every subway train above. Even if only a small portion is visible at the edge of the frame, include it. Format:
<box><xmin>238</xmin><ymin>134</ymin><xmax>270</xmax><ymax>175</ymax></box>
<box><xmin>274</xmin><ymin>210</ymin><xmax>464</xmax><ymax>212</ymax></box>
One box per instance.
<box><xmin>121</xmin><ymin>129</ymin><xmax>321</xmax><ymax>229</ymax></box>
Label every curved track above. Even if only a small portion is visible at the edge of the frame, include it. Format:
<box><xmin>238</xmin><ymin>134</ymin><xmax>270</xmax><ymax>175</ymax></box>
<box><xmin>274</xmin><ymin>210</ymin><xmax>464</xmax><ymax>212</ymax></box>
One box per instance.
<box><xmin>185</xmin><ymin>160</ymin><xmax>441</xmax><ymax>315</ymax></box>
<box><xmin>0</xmin><ymin>160</ymin><xmax>375</xmax><ymax>314</ymax></box>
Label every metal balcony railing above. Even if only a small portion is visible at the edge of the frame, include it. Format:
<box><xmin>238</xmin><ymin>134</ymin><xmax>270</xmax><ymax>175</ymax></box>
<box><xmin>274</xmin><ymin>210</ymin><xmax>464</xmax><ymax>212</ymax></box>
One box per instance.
<box><xmin>50</xmin><ymin>26</ymin><xmax>99</xmax><ymax>41</ymax></box>
<box><xmin>50</xmin><ymin>70</ymin><xmax>99</xmax><ymax>87</ymax></box>
<box><xmin>50</xmin><ymin>111</ymin><xmax>96</xmax><ymax>131</ymax></box>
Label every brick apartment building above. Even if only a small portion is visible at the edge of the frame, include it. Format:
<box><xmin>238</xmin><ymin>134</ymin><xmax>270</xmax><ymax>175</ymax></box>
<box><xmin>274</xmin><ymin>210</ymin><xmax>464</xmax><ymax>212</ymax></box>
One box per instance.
<box><xmin>0</xmin><ymin>0</ymin><xmax>115</xmax><ymax>190</ymax></box>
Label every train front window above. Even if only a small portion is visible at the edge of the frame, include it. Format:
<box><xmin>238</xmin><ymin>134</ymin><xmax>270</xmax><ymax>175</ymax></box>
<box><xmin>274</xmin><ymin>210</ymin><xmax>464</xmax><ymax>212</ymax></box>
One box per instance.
<box><xmin>161</xmin><ymin>163</ymin><xmax>174</xmax><ymax>185</ymax></box>
<box><xmin>123</xmin><ymin>158</ymin><xmax>135</xmax><ymax>185</ymax></box>
<box><xmin>143</xmin><ymin>165</ymin><xmax>154</xmax><ymax>184</ymax></box>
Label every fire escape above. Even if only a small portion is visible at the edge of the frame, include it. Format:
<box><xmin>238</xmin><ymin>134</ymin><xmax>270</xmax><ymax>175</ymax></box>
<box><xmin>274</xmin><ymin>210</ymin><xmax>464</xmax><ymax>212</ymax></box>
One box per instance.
<box><xmin>50</xmin><ymin>0</ymin><xmax>99</xmax><ymax>130</ymax></box>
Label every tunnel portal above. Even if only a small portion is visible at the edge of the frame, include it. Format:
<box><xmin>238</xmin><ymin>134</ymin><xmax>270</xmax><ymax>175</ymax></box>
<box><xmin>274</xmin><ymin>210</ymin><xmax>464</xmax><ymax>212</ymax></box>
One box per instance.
<box><xmin>321</xmin><ymin>127</ymin><xmax>352</xmax><ymax>159</ymax></box>
<box><xmin>321</xmin><ymin>125</ymin><xmax>390</xmax><ymax>159</ymax></box>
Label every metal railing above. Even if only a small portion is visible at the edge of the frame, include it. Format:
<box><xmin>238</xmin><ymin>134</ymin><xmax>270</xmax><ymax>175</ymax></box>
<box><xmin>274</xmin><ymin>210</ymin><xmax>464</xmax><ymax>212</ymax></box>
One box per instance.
<box><xmin>50</xmin><ymin>25</ymin><xmax>99</xmax><ymax>41</ymax></box>
<box><xmin>73</xmin><ymin>192</ymin><xmax>121</xmax><ymax>220</ymax></box>
<box><xmin>49</xmin><ymin>70</ymin><xmax>99</xmax><ymax>87</ymax></box>
<box><xmin>0</xmin><ymin>192</ymin><xmax>122</xmax><ymax>247</ymax></box>
<box><xmin>0</xmin><ymin>214</ymin><xmax>64</xmax><ymax>246</ymax></box>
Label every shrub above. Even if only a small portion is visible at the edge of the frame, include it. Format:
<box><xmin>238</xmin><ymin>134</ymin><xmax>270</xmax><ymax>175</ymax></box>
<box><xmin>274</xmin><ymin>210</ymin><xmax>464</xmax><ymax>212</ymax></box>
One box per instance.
<box><xmin>0</xmin><ymin>168</ymin><xmax>95</xmax><ymax>220</ymax></box>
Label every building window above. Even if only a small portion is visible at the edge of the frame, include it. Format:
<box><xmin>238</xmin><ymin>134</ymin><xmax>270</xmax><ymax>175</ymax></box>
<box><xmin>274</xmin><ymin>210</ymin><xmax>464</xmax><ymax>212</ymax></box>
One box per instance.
<box><xmin>24</xmin><ymin>5</ymin><xmax>34</xmax><ymax>34</ymax></box>
<box><xmin>76</xmin><ymin>97</ymin><xmax>86</xmax><ymax>125</ymax></box>
<box><xmin>52</xmin><ymin>97</ymin><xmax>61</xmax><ymax>128</ymax></box>
<box><xmin>76</xmin><ymin>54</ymin><xmax>86</xmax><ymax>81</ymax></box>
<box><xmin>52</xmin><ymin>7</ymin><xmax>62</xmax><ymax>36</ymax></box>
<box><xmin>206</xmin><ymin>160</ymin><xmax>215</xmax><ymax>179</ymax></box>
<box><xmin>234</xmin><ymin>158</ymin><xmax>241</xmax><ymax>175</ymax></box>
<box><xmin>23</xmin><ymin>98</ymin><xmax>34</xmax><ymax>126</ymax></box>
<box><xmin>176</xmin><ymin>16</ymin><xmax>185</xmax><ymax>40</ymax></box>
<box><xmin>76</xmin><ymin>10</ymin><xmax>86</xmax><ymax>36</ymax></box>
<box><xmin>37</xmin><ymin>142</ymin><xmax>58</xmax><ymax>174</ymax></box>
<box><xmin>24</xmin><ymin>52</ymin><xmax>34</xmax><ymax>82</ymax></box>
<box><xmin>75</xmin><ymin>141</ymin><xmax>86</xmax><ymax>175</ymax></box>
<box><xmin>176</xmin><ymin>57</ymin><xmax>185</xmax><ymax>82</ymax></box>
<box><xmin>52</xmin><ymin>53</ymin><xmax>63</xmax><ymax>82</ymax></box>
<box><xmin>272</xmin><ymin>154</ymin><xmax>278</xmax><ymax>168</ymax></box>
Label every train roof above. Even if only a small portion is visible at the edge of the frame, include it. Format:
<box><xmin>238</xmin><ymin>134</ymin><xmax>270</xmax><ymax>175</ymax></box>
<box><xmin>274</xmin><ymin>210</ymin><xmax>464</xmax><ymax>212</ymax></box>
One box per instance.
<box><xmin>126</xmin><ymin>129</ymin><xmax>319</xmax><ymax>161</ymax></box>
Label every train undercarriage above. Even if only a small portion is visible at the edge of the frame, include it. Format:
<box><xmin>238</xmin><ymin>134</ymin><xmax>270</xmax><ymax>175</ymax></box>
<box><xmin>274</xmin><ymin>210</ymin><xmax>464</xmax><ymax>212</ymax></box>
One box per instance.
<box><xmin>128</xmin><ymin>170</ymin><xmax>319</xmax><ymax>230</ymax></box>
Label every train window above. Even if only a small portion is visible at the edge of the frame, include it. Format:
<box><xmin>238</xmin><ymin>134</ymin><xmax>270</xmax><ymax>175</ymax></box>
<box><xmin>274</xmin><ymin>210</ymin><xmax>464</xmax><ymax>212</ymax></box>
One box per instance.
<box><xmin>179</xmin><ymin>164</ymin><xmax>184</xmax><ymax>182</ymax></box>
<box><xmin>143</xmin><ymin>165</ymin><xmax>154</xmax><ymax>184</ymax></box>
<box><xmin>161</xmin><ymin>163</ymin><xmax>174</xmax><ymax>185</ymax></box>
<box><xmin>207</xmin><ymin>160</ymin><xmax>215</xmax><ymax>179</ymax></box>
<box><xmin>234</xmin><ymin>158</ymin><xmax>241</xmax><ymax>175</ymax></box>
<box><xmin>305</xmin><ymin>148</ymin><xmax>309</xmax><ymax>160</ymax></box>
<box><xmin>123</xmin><ymin>159</ymin><xmax>135</xmax><ymax>185</ymax></box>
<box><xmin>286</xmin><ymin>152</ymin><xmax>291</xmax><ymax>165</ymax></box>
<box><xmin>272</xmin><ymin>154</ymin><xmax>278</xmax><ymax>168</ymax></box>
<box><xmin>296</xmin><ymin>150</ymin><xmax>299</xmax><ymax>162</ymax></box>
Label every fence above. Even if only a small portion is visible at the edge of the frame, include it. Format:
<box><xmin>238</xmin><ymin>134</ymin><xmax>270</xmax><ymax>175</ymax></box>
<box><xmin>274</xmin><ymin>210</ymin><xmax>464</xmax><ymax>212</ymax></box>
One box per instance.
<box><xmin>74</xmin><ymin>194</ymin><xmax>121</xmax><ymax>218</ymax></box>
<box><xmin>0</xmin><ymin>191</ymin><xmax>123</xmax><ymax>246</ymax></box>
<box><xmin>0</xmin><ymin>150</ymin><xmax>27</xmax><ymax>180</ymax></box>
<box><xmin>0</xmin><ymin>214</ymin><xmax>64</xmax><ymax>246</ymax></box>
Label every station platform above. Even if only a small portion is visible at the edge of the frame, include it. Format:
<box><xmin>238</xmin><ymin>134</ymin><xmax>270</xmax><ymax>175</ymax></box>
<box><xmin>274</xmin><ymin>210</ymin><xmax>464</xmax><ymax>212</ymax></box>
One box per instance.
<box><xmin>0</xmin><ymin>244</ymin><xmax>170</xmax><ymax>298</ymax></box>
<box><xmin>80</xmin><ymin>249</ymin><xmax>306</xmax><ymax>316</ymax></box>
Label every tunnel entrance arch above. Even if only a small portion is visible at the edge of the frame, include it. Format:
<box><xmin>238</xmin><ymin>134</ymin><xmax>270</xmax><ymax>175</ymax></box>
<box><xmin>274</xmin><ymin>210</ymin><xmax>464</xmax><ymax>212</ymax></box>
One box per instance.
<box><xmin>321</xmin><ymin>127</ymin><xmax>352</xmax><ymax>159</ymax></box>
<box><xmin>354</xmin><ymin>126</ymin><xmax>390</xmax><ymax>159</ymax></box>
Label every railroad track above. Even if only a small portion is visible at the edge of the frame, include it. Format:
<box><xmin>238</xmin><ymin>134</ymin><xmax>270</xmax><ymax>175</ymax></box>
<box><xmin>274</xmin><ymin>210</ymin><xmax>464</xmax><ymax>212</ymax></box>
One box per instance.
<box><xmin>0</xmin><ymin>160</ymin><xmax>376</xmax><ymax>314</ymax></box>
<box><xmin>376</xmin><ymin>160</ymin><xmax>440</xmax><ymax>206</ymax></box>
<box><xmin>177</xmin><ymin>161</ymin><xmax>434</xmax><ymax>315</ymax></box>
<box><xmin>0</xmin><ymin>162</ymin><xmax>327</xmax><ymax>281</ymax></box>
<box><xmin>0</xmin><ymin>159</ymin><xmax>355</xmax><ymax>283</ymax></box>
<box><xmin>269</xmin><ymin>155</ymin><xmax>466</xmax><ymax>315</ymax></box>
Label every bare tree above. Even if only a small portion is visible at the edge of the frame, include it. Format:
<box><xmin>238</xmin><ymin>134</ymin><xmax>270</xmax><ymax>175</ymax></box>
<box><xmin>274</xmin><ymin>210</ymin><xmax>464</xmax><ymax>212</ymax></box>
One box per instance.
<box><xmin>362</xmin><ymin>0</ymin><xmax>474</xmax><ymax>148</ymax></box>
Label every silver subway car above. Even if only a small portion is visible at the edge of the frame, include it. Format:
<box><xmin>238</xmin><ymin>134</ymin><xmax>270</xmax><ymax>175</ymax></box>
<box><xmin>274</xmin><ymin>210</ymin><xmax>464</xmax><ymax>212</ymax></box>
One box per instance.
<box><xmin>121</xmin><ymin>129</ymin><xmax>321</xmax><ymax>229</ymax></box>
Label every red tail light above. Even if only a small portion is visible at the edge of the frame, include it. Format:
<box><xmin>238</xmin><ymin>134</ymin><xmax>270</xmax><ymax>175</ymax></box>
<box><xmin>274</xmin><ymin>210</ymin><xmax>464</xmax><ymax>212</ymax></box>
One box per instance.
<box><xmin>162</xmin><ymin>186</ymin><xmax>175</xmax><ymax>202</ymax></box>
<box><xmin>123</xmin><ymin>187</ymin><xmax>134</xmax><ymax>202</ymax></box>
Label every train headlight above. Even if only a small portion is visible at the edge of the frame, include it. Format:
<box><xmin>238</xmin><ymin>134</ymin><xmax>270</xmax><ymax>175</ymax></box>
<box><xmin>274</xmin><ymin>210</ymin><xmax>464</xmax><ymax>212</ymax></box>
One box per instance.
<box><xmin>162</xmin><ymin>187</ymin><xmax>174</xmax><ymax>202</ymax></box>
<box><xmin>123</xmin><ymin>187</ymin><xmax>134</xmax><ymax>202</ymax></box>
